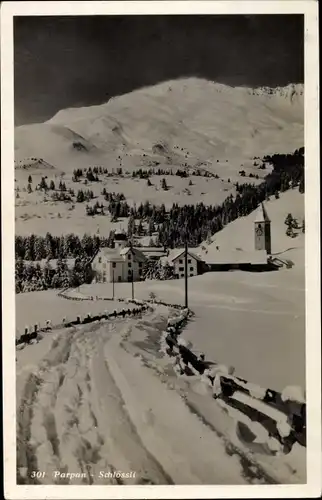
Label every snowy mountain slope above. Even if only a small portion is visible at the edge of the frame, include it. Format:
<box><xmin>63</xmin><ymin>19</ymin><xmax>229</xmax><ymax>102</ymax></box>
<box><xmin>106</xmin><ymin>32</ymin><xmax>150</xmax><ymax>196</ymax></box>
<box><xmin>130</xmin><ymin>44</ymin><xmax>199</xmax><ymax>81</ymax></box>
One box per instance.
<box><xmin>198</xmin><ymin>190</ymin><xmax>305</xmax><ymax>269</ymax></box>
<box><xmin>15</xmin><ymin>78</ymin><xmax>304</xmax><ymax>173</ymax></box>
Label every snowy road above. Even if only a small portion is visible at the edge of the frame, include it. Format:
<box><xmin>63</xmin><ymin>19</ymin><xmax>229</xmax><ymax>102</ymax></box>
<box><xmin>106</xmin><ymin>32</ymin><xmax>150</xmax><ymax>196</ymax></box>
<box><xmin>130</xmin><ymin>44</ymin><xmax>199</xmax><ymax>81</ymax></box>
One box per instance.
<box><xmin>16</xmin><ymin>305</ymin><xmax>305</xmax><ymax>485</ymax></box>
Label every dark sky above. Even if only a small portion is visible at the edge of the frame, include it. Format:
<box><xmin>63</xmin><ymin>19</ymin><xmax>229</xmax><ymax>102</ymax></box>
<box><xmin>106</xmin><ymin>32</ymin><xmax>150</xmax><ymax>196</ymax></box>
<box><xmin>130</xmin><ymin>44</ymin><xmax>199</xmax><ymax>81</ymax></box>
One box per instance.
<box><xmin>14</xmin><ymin>15</ymin><xmax>304</xmax><ymax>125</ymax></box>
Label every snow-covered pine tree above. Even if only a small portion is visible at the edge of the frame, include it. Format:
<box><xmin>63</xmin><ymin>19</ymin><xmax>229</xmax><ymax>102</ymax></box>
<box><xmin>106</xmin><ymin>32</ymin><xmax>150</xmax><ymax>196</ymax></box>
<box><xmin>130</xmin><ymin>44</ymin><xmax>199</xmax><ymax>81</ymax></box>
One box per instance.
<box><xmin>34</xmin><ymin>236</ymin><xmax>46</xmax><ymax>261</ymax></box>
<box><xmin>15</xmin><ymin>258</ymin><xmax>25</xmax><ymax>293</ymax></box>
<box><xmin>44</xmin><ymin>232</ymin><xmax>55</xmax><ymax>260</ymax></box>
<box><xmin>43</xmin><ymin>260</ymin><xmax>53</xmax><ymax>288</ymax></box>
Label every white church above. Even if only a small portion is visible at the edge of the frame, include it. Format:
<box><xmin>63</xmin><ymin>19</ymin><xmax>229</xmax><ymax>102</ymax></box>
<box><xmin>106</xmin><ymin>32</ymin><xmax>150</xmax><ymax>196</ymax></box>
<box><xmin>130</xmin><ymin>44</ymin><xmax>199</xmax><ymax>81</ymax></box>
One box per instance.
<box><xmin>91</xmin><ymin>231</ymin><xmax>147</xmax><ymax>283</ymax></box>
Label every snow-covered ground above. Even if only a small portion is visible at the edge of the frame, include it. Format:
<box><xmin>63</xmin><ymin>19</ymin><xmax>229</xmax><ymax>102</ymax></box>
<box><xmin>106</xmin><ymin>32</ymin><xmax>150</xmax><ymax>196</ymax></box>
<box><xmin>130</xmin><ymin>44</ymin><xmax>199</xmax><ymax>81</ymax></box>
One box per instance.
<box><xmin>14</xmin><ymin>173</ymin><xmax>241</xmax><ymax>236</ymax></box>
<box><xmin>15</xmin><ymin>290</ymin><xmax>134</xmax><ymax>336</ymax></box>
<box><xmin>198</xmin><ymin>190</ymin><xmax>305</xmax><ymax>269</ymax></box>
<box><xmin>72</xmin><ymin>190</ymin><xmax>305</xmax><ymax>393</ymax></box>
<box><xmin>78</xmin><ymin>264</ymin><xmax>305</xmax><ymax>393</ymax></box>
<box><xmin>15</xmin><ymin>213</ymin><xmax>306</xmax><ymax>485</ymax></box>
<box><xmin>16</xmin><ymin>304</ymin><xmax>305</xmax><ymax>486</ymax></box>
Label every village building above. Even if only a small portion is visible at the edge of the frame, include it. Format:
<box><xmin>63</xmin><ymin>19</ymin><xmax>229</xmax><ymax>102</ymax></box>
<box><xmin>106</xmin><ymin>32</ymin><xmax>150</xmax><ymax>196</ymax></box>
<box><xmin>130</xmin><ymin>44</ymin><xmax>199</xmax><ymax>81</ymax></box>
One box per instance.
<box><xmin>206</xmin><ymin>249</ymin><xmax>269</xmax><ymax>272</ymax></box>
<box><xmin>91</xmin><ymin>230</ymin><xmax>147</xmax><ymax>283</ymax></box>
<box><xmin>166</xmin><ymin>249</ymin><xmax>206</xmax><ymax>279</ymax></box>
<box><xmin>92</xmin><ymin>202</ymin><xmax>275</xmax><ymax>282</ymax></box>
<box><xmin>139</xmin><ymin>247</ymin><xmax>167</xmax><ymax>261</ymax></box>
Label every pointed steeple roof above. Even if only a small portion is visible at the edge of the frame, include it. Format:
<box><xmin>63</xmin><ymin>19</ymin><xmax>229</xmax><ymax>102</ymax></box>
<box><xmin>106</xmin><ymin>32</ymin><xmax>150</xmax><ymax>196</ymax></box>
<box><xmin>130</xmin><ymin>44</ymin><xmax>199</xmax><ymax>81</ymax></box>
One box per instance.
<box><xmin>254</xmin><ymin>202</ymin><xmax>270</xmax><ymax>223</ymax></box>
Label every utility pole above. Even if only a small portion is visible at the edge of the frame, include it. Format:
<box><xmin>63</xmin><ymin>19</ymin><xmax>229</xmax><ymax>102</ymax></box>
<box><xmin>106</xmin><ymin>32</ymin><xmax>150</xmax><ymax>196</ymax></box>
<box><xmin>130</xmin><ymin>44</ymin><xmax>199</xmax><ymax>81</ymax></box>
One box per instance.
<box><xmin>131</xmin><ymin>270</ymin><xmax>134</xmax><ymax>300</ymax></box>
<box><xmin>112</xmin><ymin>268</ymin><xmax>115</xmax><ymax>299</ymax></box>
<box><xmin>184</xmin><ymin>237</ymin><xmax>188</xmax><ymax>309</ymax></box>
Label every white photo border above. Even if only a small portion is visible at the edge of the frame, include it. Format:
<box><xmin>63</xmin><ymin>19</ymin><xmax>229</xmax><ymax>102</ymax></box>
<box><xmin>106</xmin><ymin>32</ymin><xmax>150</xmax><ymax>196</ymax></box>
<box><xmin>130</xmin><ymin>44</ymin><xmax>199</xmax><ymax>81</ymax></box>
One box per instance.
<box><xmin>1</xmin><ymin>1</ymin><xmax>320</xmax><ymax>499</ymax></box>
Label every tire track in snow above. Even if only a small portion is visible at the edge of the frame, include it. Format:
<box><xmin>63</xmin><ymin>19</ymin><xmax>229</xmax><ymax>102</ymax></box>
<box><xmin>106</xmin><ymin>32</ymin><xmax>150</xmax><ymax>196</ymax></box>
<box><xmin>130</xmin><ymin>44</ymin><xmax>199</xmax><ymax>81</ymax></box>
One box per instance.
<box><xmin>17</xmin><ymin>328</ymin><xmax>76</xmax><ymax>484</ymax></box>
<box><xmin>17</xmin><ymin>314</ymin><xmax>172</xmax><ymax>485</ymax></box>
<box><xmin>89</xmin><ymin>324</ymin><xmax>173</xmax><ymax>484</ymax></box>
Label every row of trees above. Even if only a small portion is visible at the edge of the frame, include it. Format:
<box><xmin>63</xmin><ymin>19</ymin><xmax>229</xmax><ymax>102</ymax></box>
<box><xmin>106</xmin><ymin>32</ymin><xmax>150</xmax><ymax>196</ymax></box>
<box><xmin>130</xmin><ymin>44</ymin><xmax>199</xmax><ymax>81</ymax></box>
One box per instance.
<box><xmin>131</xmin><ymin>167</ymin><xmax>216</xmax><ymax>179</ymax></box>
<box><xmin>15</xmin><ymin>232</ymin><xmax>115</xmax><ymax>261</ymax></box>
<box><xmin>25</xmin><ymin>177</ymin><xmax>67</xmax><ymax>193</ymax></box>
<box><xmin>15</xmin><ymin>255</ymin><xmax>93</xmax><ymax>293</ymax></box>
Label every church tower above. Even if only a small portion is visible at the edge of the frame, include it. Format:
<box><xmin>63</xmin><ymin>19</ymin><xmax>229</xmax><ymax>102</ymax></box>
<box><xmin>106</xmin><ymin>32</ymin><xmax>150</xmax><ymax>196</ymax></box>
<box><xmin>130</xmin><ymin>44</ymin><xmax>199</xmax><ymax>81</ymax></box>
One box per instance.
<box><xmin>254</xmin><ymin>202</ymin><xmax>271</xmax><ymax>254</ymax></box>
<box><xmin>114</xmin><ymin>229</ymin><xmax>127</xmax><ymax>250</ymax></box>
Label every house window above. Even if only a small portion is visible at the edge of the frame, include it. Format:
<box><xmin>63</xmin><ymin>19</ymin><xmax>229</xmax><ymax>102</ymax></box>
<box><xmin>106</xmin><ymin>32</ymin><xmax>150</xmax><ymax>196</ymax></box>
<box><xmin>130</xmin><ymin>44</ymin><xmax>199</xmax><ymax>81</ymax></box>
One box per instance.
<box><xmin>190</xmin><ymin>266</ymin><xmax>194</xmax><ymax>271</ymax></box>
<box><xmin>118</xmin><ymin>276</ymin><xmax>121</xmax><ymax>282</ymax></box>
<box><xmin>128</xmin><ymin>253</ymin><xmax>131</xmax><ymax>260</ymax></box>
<box><xmin>179</xmin><ymin>266</ymin><xmax>184</xmax><ymax>271</ymax></box>
<box><xmin>180</xmin><ymin>273</ymin><xmax>184</xmax><ymax>278</ymax></box>
<box><xmin>190</xmin><ymin>273</ymin><xmax>194</xmax><ymax>277</ymax></box>
<box><xmin>139</xmin><ymin>269</ymin><xmax>142</xmax><ymax>275</ymax></box>
<box><xmin>188</xmin><ymin>259</ymin><xmax>192</xmax><ymax>264</ymax></box>
<box><xmin>103</xmin><ymin>272</ymin><xmax>106</xmax><ymax>282</ymax></box>
<box><xmin>139</xmin><ymin>262</ymin><xmax>142</xmax><ymax>268</ymax></box>
<box><xmin>179</xmin><ymin>259</ymin><xmax>183</xmax><ymax>264</ymax></box>
<box><xmin>98</xmin><ymin>257</ymin><xmax>102</xmax><ymax>264</ymax></box>
<box><xmin>128</xmin><ymin>262</ymin><xmax>132</xmax><ymax>268</ymax></box>
<box><xmin>112</xmin><ymin>262</ymin><xmax>116</xmax><ymax>268</ymax></box>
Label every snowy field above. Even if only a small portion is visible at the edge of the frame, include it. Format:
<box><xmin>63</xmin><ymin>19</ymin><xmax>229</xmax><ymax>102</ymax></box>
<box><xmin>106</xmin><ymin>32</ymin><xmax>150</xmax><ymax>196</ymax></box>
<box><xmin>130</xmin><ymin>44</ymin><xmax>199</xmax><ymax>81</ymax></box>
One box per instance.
<box><xmin>15</xmin><ymin>173</ymin><xmax>242</xmax><ymax>236</ymax></box>
<box><xmin>15</xmin><ymin>290</ymin><xmax>134</xmax><ymax>335</ymax></box>
<box><xmin>199</xmin><ymin>190</ymin><xmax>305</xmax><ymax>268</ymax></box>
<box><xmin>78</xmin><ymin>264</ymin><xmax>305</xmax><ymax>394</ymax></box>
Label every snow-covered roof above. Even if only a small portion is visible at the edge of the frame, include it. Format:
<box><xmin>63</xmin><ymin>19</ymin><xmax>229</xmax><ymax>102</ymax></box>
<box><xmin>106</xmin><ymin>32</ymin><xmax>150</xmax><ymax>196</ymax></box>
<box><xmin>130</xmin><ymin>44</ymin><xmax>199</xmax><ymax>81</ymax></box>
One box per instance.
<box><xmin>139</xmin><ymin>247</ymin><xmax>165</xmax><ymax>253</ymax></box>
<box><xmin>206</xmin><ymin>249</ymin><xmax>268</xmax><ymax>265</ymax></box>
<box><xmin>167</xmin><ymin>248</ymin><xmax>204</xmax><ymax>263</ymax></box>
<box><xmin>139</xmin><ymin>247</ymin><xmax>166</xmax><ymax>258</ymax></box>
<box><xmin>254</xmin><ymin>203</ymin><xmax>270</xmax><ymax>223</ymax></box>
<box><xmin>120</xmin><ymin>246</ymin><xmax>147</xmax><ymax>263</ymax></box>
<box><xmin>95</xmin><ymin>248</ymin><xmax>124</xmax><ymax>262</ymax></box>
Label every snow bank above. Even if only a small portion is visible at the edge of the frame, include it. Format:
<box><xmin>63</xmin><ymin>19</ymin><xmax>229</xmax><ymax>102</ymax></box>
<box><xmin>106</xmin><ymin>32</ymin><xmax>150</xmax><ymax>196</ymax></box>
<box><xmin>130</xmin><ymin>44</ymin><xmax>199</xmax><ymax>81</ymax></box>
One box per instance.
<box><xmin>105</xmin><ymin>337</ymin><xmax>247</xmax><ymax>484</ymax></box>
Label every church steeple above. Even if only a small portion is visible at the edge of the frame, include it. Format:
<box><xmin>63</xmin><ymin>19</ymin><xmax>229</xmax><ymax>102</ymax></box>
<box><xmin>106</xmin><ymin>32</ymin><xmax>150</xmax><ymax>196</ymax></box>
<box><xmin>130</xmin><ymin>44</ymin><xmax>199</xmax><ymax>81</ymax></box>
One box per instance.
<box><xmin>254</xmin><ymin>202</ymin><xmax>271</xmax><ymax>254</ymax></box>
<box><xmin>254</xmin><ymin>202</ymin><xmax>270</xmax><ymax>224</ymax></box>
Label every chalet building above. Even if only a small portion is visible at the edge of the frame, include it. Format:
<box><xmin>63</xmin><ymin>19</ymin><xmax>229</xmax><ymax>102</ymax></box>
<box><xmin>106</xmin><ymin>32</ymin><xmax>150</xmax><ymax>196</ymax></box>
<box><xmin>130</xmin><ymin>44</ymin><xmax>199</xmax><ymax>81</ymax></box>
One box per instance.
<box><xmin>167</xmin><ymin>249</ymin><xmax>206</xmax><ymax>279</ymax></box>
<box><xmin>91</xmin><ymin>231</ymin><xmax>146</xmax><ymax>283</ymax></box>
<box><xmin>139</xmin><ymin>247</ymin><xmax>167</xmax><ymax>261</ymax></box>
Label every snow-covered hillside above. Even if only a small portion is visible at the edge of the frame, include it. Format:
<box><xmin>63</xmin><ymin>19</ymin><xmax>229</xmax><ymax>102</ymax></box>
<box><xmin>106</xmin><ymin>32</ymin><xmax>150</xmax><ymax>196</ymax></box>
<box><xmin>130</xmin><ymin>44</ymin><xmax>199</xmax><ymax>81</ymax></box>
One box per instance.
<box><xmin>15</xmin><ymin>78</ymin><xmax>304</xmax><ymax>173</ymax></box>
<box><xmin>198</xmin><ymin>190</ymin><xmax>305</xmax><ymax>269</ymax></box>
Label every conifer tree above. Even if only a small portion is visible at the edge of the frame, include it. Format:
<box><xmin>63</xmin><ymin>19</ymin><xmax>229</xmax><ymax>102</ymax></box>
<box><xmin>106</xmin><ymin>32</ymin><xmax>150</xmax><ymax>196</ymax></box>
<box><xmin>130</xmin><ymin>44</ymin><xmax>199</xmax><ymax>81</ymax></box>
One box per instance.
<box><xmin>161</xmin><ymin>178</ymin><xmax>168</xmax><ymax>190</ymax></box>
